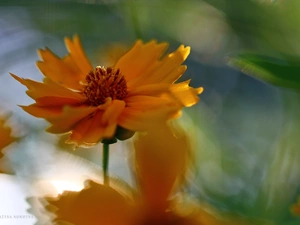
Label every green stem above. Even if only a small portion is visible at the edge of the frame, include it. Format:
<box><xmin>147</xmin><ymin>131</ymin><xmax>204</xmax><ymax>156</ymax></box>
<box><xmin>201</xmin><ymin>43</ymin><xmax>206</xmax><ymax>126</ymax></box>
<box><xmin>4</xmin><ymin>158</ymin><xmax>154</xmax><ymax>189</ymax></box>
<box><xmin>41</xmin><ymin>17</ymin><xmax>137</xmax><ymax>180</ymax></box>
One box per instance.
<box><xmin>102</xmin><ymin>143</ymin><xmax>110</xmax><ymax>185</ymax></box>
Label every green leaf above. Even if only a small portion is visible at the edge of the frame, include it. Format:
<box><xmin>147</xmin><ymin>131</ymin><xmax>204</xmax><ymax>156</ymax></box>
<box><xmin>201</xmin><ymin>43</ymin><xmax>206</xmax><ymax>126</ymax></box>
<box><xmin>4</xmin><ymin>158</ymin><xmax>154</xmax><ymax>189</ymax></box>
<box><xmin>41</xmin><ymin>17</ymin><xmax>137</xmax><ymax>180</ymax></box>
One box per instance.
<box><xmin>228</xmin><ymin>54</ymin><xmax>300</xmax><ymax>90</ymax></box>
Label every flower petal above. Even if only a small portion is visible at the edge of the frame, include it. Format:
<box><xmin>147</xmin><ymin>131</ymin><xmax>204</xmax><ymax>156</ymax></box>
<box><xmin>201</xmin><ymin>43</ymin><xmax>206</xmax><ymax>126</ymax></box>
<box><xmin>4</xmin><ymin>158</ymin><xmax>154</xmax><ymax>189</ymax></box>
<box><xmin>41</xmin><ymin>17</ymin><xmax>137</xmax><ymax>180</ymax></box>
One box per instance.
<box><xmin>102</xmin><ymin>100</ymin><xmax>126</xmax><ymax>126</ymax></box>
<box><xmin>64</xmin><ymin>35</ymin><xmax>93</xmax><ymax>77</ymax></box>
<box><xmin>118</xmin><ymin>105</ymin><xmax>180</xmax><ymax>132</ymax></box>
<box><xmin>169</xmin><ymin>80</ymin><xmax>203</xmax><ymax>107</ymax></box>
<box><xmin>118</xmin><ymin>95</ymin><xmax>181</xmax><ymax>131</ymax></box>
<box><xmin>128</xmin><ymin>45</ymin><xmax>190</xmax><ymax>87</ymax></box>
<box><xmin>125</xmin><ymin>95</ymin><xmax>179</xmax><ymax>110</ymax></box>
<box><xmin>35</xmin><ymin>96</ymin><xmax>82</xmax><ymax>106</ymax></box>
<box><xmin>21</xmin><ymin>104</ymin><xmax>63</xmax><ymax>118</ymax></box>
<box><xmin>127</xmin><ymin>83</ymin><xmax>171</xmax><ymax>97</ymax></box>
<box><xmin>37</xmin><ymin>48</ymin><xmax>85</xmax><ymax>90</ymax></box>
<box><xmin>66</xmin><ymin>109</ymin><xmax>118</xmax><ymax>147</ymax></box>
<box><xmin>36</xmin><ymin>35</ymin><xmax>92</xmax><ymax>90</ymax></box>
<box><xmin>0</xmin><ymin>118</ymin><xmax>15</xmax><ymax>152</ymax></box>
<box><xmin>45</xmin><ymin>180</ymin><xmax>134</xmax><ymax>225</ymax></box>
<box><xmin>115</xmin><ymin>40</ymin><xmax>168</xmax><ymax>81</ymax></box>
<box><xmin>134</xmin><ymin>123</ymin><xmax>189</xmax><ymax>213</ymax></box>
<box><xmin>46</xmin><ymin>106</ymin><xmax>97</xmax><ymax>134</ymax></box>
<box><xmin>11</xmin><ymin>74</ymin><xmax>85</xmax><ymax>101</ymax></box>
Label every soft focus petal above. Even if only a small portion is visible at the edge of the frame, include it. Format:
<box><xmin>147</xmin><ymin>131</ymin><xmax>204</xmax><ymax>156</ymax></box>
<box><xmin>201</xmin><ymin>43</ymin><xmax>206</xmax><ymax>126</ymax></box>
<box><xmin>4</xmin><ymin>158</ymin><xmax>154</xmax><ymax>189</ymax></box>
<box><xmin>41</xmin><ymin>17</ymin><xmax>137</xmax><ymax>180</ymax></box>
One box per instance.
<box><xmin>134</xmin><ymin>123</ymin><xmax>189</xmax><ymax>213</ymax></box>
<box><xmin>0</xmin><ymin>115</ymin><xmax>17</xmax><ymax>174</ymax></box>
<box><xmin>115</xmin><ymin>40</ymin><xmax>168</xmax><ymax>82</ymax></box>
<box><xmin>171</xmin><ymin>196</ymin><xmax>256</xmax><ymax>225</ymax></box>
<box><xmin>46</xmin><ymin>180</ymin><xmax>133</xmax><ymax>225</ymax></box>
<box><xmin>0</xmin><ymin>118</ymin><xmax>16</xmax><ymax>152</ymax></box>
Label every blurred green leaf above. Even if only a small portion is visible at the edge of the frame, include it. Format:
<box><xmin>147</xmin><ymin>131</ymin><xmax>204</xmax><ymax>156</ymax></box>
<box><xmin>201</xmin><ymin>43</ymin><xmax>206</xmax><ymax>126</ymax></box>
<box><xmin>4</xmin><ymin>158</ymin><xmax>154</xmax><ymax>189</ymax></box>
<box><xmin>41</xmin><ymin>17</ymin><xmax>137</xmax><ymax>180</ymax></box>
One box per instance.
<box><xmin>228</xmin><ymin>54</ymin><xmax>300</xmax><ymax>90</ymax></box>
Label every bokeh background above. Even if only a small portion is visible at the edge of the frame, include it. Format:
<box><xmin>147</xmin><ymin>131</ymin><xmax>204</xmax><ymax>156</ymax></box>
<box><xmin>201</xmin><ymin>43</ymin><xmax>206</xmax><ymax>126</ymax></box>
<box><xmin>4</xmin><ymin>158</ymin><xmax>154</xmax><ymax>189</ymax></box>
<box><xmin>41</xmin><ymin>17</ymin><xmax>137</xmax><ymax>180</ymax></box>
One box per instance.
<box><xmin>0</xmin><ymin>0</ymin><xmax>300</xmax><ymax>224</ymax></box>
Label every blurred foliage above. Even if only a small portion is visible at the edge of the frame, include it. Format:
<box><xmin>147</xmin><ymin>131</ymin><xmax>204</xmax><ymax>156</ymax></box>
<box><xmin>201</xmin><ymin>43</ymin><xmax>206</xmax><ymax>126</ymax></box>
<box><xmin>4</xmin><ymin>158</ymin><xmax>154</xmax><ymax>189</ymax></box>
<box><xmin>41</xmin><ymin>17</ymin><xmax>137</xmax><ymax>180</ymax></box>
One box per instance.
<box><xmin>229</xmin><ymin>54</ymin><xmax>300</xmax><ymax>90</ymax></box>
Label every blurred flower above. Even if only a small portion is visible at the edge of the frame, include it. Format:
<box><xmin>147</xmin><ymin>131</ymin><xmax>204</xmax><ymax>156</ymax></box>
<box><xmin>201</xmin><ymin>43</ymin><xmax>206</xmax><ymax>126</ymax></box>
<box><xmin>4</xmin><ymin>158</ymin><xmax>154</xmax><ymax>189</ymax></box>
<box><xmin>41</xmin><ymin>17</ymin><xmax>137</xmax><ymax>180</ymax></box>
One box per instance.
<box><xmin>0</xmin><ymin>115</ymin><xmax>16</xmax><ymax>173</ymax></box>
<box><xmin>291</xmin><ymin>197</ymin><xmax>300</xmax><ymax>216</ymax></box>
<box><xmin>38</xmin><ymin>123</ymin><xmax>248</xmax><ymax>225</ymax></box>
<box><xmin>12</xmin><ymin>35</ymin><xmax>203</xmax><ymax>147</ymax></box>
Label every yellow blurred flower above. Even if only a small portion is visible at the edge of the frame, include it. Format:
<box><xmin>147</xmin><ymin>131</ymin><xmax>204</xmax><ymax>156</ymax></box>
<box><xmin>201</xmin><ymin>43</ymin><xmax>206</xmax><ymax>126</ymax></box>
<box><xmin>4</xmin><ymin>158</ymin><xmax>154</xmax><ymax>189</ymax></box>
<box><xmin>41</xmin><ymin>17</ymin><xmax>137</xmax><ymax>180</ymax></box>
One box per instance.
<box><xmin>12</xmin><ymin>35</ymin><xmax>203</xmax><ymax>147</ymax></box>
<box><xmin>41</xmin><ymin>123</ymin><xmax>249</xmax><ymax>225</ymax></box>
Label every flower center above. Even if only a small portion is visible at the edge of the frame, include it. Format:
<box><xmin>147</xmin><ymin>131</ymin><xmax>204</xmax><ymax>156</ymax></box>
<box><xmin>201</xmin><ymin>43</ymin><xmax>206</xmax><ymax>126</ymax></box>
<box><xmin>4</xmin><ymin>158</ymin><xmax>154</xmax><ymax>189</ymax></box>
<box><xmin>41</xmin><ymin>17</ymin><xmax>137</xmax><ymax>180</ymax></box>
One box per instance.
<box><xmin>83</xmin><ymin>66</ymin><xmax>128</xmax><ymax>106</ymax></box>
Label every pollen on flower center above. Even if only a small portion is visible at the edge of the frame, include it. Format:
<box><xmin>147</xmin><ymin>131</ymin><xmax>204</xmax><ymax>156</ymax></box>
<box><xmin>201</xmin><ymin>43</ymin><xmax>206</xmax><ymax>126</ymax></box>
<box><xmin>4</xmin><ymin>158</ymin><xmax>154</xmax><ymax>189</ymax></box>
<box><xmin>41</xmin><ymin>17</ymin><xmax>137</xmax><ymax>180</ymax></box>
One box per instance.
<box><xmin>83</xmin><ymin>66</ymin><xmax>128</xmax><ymax>106</ymax></box>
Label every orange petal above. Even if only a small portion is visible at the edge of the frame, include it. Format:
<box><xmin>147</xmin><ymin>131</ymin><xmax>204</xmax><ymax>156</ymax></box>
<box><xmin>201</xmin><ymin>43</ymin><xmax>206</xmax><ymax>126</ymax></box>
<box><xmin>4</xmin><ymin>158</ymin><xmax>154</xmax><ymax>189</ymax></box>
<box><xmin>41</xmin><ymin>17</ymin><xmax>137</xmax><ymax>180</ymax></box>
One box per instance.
<box><xmin>35</xmin><ymin>96</ymin><xmax>83</xmax><ymax>106</ymax></box>
<box><xmin>127</xmin><ymin>83</ymin><xmax>170</xmax><ymax>97</ymax></box>
<box><xmin>66</xmin><ymin>110</ymin><xmax>116</xmax><ymax>147</ymax></box>
<box><xmin>37</xmin><ymin>47</ymin><xmax>85</xmax><ymax>90</ymax></box>
<box><xmin>115</xmin><ymin>40</ymin><xmax>168</xmax><ymax>81</ymax></box>
<box><xmin>118</xmin><ymin>100</ymin><xmax>180</xmax><ymax>132</ymax></box>
<box><xmin>46</xmin><ymin>180</ymin><xmax>134</xmax><ymax>225</ymax></box>
<box><xmin>46</xmin><ymin>106</ymin><xmax>97</xmax><ymax>134</ymax></box>
<box><xmin>168</xmin><ymin>80</ymin><xmax>203</xmax><ymax>107</ymax></box>
<box><xmin>11</xmin><ymin>74</ymin><xmax>85</xmax><ymax>101</ymax></box>
<box><xmin>102</xmin><ymin>100</ymin><xmax>126</xmax><ymax>126</ymax></box>
<box><xmin>134</xmin><ymin>123</ymin><xmax>189</xmax><ymax>213</ymax></box>
<box><xmin>64</xmin><ymin>35</ymin><xmax>93</xmax><ymax>77</ymax></box>
<box><xmin>128</xmin><ymin>45</ymin><xmax>190</xmax><ymax>87</ymax></box>
<box><xmin>0</xmin><ymin>118</ymin><xmax>15</xmax><ymax>152</ymax></box>
<box><xmin>21</xmin><ymin>104</ymin><xmax>63</xmax><ymax>118</ymax></box>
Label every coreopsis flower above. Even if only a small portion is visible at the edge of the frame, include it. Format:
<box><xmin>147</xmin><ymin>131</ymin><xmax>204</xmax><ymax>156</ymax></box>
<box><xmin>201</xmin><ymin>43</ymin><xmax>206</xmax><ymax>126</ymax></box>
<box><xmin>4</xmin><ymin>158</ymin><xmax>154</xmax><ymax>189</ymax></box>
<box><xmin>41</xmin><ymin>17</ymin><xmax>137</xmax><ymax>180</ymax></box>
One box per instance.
<box><xmin>11</xmin><ymin>35</ymin><xmax>203</xmax><ymax>147</ymax></box>
<box><xmin>40</xmin><ymin>123</ymin><xmax>246</xmax><ymax>225</ymax></box>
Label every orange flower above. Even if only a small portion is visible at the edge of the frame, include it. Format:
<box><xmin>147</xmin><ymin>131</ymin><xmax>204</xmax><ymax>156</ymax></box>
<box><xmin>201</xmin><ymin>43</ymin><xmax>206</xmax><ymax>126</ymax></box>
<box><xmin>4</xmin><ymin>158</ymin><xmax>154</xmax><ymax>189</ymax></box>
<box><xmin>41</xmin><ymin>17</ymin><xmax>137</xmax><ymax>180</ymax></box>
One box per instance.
<box><xmin>12</xmin><ymin>35</ymin><xmax>203</xmax><ymax>147</ymax></box>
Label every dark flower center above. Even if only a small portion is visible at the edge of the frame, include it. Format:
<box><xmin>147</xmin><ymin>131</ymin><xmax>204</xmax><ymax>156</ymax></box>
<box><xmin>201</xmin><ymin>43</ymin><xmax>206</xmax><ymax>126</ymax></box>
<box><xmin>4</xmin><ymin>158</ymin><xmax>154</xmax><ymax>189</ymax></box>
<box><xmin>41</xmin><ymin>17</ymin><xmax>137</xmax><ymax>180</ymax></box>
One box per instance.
<box><xmin>83</xmin><ymin>66</ymin><xmax>128</xmax><ymax>106</ymax></box>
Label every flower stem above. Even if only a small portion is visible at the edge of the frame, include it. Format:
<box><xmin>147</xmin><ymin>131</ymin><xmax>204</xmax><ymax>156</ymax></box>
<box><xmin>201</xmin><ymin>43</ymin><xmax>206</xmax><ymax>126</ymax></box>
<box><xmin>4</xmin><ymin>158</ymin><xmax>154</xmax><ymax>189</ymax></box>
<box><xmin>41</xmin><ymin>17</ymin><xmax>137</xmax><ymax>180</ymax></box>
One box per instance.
<box><xmin>102</xmin><ymin>143</ymin><xmax>110</xmax><ymax>185</ymax></box>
